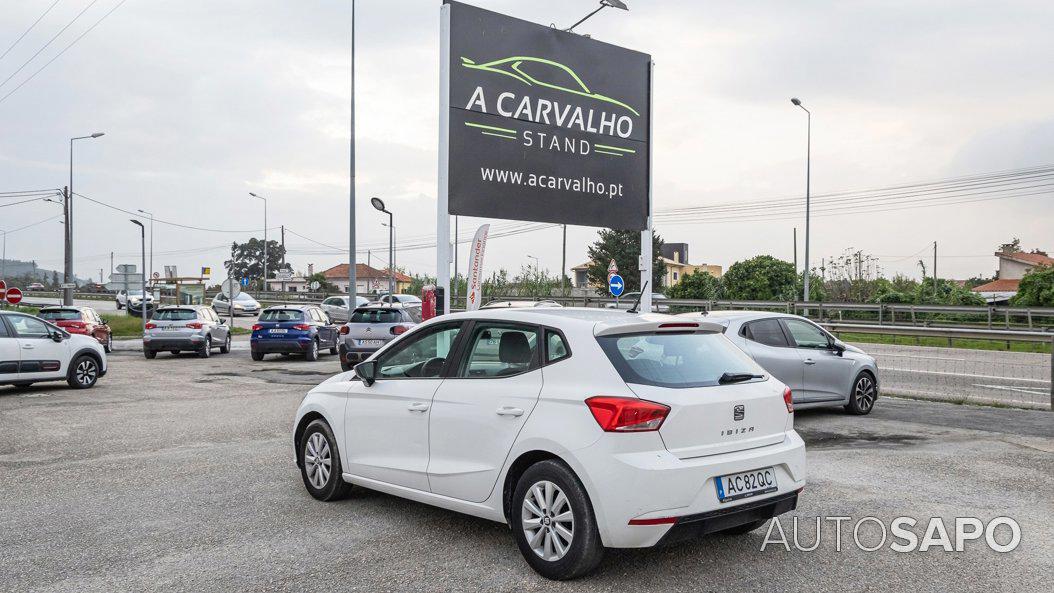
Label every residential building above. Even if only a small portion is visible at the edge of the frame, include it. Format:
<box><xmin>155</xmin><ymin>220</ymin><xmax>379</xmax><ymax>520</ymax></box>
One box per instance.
<box><xmin>571</xmin><ymin>243</ymin><xmax>722</xmax><ymax>291</ymax></box>
<box><xmin>265</xmin><ymin>263</ymin><xmax>414</xmax><ymax>295</ymax></box>
<box><xmin>971</xmin><ymin>248</ymin><xmax>1053</xmax><ymax>303</ymax></box>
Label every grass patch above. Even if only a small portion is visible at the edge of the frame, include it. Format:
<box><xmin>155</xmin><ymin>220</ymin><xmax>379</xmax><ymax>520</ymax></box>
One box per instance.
<box><xmin>101</xmin><ymin>314</ymin><xmax>250</xmax><ymax>338</ymax></box>
<box><xmin>836</xmin><ymin>331</ymin><xmax>1052</xmax><ymax>354</ymax></box>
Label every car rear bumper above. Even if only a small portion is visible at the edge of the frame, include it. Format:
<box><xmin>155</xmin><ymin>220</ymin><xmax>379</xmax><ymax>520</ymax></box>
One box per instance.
<box><xmin>569</xmin><ymin>429</ymin><xmax>806</xmax><ymax>548</ymax></box>
<box><xmin>338</xmin><ymin>344</ymin><xmax>379</xmax><ymax>364</ymax></box>
<box><xmin>143</xmin><ymin>335</ymin><xmax>205</xmax><ymax>351</ymax></box>
<box><xmin>252</xmin><ymin>338</ymin><xmax>313</xmax><ymax>353</ymax></box>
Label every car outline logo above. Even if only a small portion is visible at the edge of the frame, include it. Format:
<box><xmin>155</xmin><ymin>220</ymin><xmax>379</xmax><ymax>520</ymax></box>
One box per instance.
<box><xmin>733</xmin><ymin>405</ymin><xmax>745</xmax><ymax>421</ymax></box>
<box><xmin>460</xmin><ymin>55</ymin><xmax>640</xmax><ymax>117</ymax></box>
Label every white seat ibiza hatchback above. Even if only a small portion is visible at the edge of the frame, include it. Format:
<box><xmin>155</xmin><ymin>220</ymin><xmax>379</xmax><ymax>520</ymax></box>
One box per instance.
<box><xmin>293</xmin><ymin>308</ymin><xmax>806</xmax><ymax>579</ymax></box>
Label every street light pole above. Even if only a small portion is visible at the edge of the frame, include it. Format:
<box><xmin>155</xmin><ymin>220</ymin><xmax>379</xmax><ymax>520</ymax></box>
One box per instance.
<box><xmin>249</xmin><ymin>192</ymin><xmax>268</xmax><ymax>292</ymax></box>
<box><xmin>68</xmin><ymin>132</ymin><xmax>104</xmax><ymax>306</ymax></box>
<box><xmin>371</xmin><ymin>197</ymin><xmax>394</xmax><ymax>297</ymax></box>
<box><xmin>790</xmin><ymin>98</ymin><xmax>811</xmax><ymax>302</ymax></box>
<box><xmin>349</xmin><ymin>0</ymin><xmax>357</xmax><ymax>301</ymax></box>
<box><xmin>137</xmin><ymin>209</ymin><xmax>154</xmax><ymax>282</ymax></box>
<box><xmin>130</xmin><ymin>220</ymin><xmax>147</xmax><ymax>334</ymax></box>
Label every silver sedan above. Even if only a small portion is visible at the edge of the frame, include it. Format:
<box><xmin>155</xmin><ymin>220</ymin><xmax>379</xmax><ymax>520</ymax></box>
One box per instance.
<box><xmin>679</xmin><ymin>310</ymin><xmax>880</xmax><ymax>414</ymax></box>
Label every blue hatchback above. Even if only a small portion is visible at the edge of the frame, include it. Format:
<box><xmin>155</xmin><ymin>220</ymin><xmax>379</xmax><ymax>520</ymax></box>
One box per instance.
<box><xmin>250</xmin><ymin>305</ymin><xmax>339</xmax><ymax>361</ymax></box>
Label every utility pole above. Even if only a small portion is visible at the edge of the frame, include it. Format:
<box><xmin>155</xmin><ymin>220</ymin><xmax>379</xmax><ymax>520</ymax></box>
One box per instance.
<box><xmin>110</xmin><ymin>252</ymin><xmax>114</xmax><ymax>277</ymax></box>
<box><xmin>933</xmin><ymin>241</ymin><xmax>938</xmax><ymax>299</ymax></box>
<box><xmin>281</xmin><ymin>225</ymin><xmax>286</xmax><ymax>294</ymax></box>
<box><xmin>348</xmin><ymin>0</ymin><xmax>357</xmax><ymax>300</ymax></box>
<box><xmin>62</xmin><ymin>186</ymin><xmax>72</xmax><ymax>305</ymax></box>
<box><xmin>790</xmin><ymin>98</ymin><xmax>811</xmax><ymax>303</ymax></box>
<box><xmin>453</xmin><ymin>216</ymin><xmax>458</xmax><ymax>306</ymax></box>
<box><xmin>99</xmin><ymin>269</ymin><xmax>103</xmax><ymax>283</ymax></box>
<box><xmin>793</xmin><ymin>227</ymin><xmax>798</xmax><ymax>277</ymax></box>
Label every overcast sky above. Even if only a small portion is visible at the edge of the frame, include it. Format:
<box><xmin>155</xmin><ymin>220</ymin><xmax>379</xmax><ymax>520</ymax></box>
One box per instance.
<box><xmin>1</xmin><ymin>0</ymin><xmax>1052</xmax><ymax>286</ymax></box>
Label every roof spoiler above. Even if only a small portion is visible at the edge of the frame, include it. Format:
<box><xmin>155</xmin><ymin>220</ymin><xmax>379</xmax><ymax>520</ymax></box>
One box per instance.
<box><xmin>594</xmin><ymin>317</ymin><xmax>725</xmax><ymax>337</ymax></box>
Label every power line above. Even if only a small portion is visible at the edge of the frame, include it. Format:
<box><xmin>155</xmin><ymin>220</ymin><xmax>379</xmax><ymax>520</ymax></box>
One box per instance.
<box><xmin>0</xmin><ymin>0</ymin><xmax>128</xmax><ymax>105</ymax></box>
<box><xmin>0</xmin><ymin>0</ymin><xmax>100</xmax><ymax>91</ymax></box>
<box><xmin>0</xmin><ymin>0</ymin><xmax>64</xmax><ymax>62</ymax></box>
<box><xmin>2</xmin><ymin>214</ymin><xmax>63</xmax><ymax>235</ymax></box>
<box><xmin>75</xmin><ymin>192</ymin><xmax>279</xmax><ymax>233</ymax></box>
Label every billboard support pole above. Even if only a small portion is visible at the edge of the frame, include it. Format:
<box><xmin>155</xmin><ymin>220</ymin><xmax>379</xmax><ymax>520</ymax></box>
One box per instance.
<box><xmin>640</xmin><ymin>60</ymin><xmax>655</xmax><ymax>313</ymax></box>
<box><xmin>437</xmin><ymin>3</ymin><xmax>451</xmax><ymax>313</ymax></box>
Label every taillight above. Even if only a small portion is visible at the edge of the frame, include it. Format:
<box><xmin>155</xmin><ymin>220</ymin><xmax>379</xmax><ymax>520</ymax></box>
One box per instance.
<box><xmin>251</xmin><ymin>324</ymin><xmax>263</xmax><ymax>331</ymax></box>
<box><xmin>293</xmin><ymin>324</ymin><xmax>312</xmax><ymax>331</ymax></box>
<box><xmin>784</xmin><ymin>387</ymin><xmax>794</xmax><ymax>413</ymax></box>
<box><xmin>657</xmin><ymin>322</ymin><xmax>698</xmax><ymax>329</ymax></box>
<box><xmin>390</xmin><ymin>325</ymin><xmax>408</xmax><ymax>336</ymax></box>
<box><xmin>186</xmin><ymin>322</ymin><xmax>203</xmax><ymax>329</ymax></box>
<box><xmin>144</xmin><ymin>322</ymin><xmax>157</xmax><ymax>330</ymax></box>
<box><xmin>67</xmin><ymin>321</ymin><xmax>86</xmax><ymax>329</ymax></box>
<box><xmin>585</xmin><ymin>396</ymin><xmax>669</xmax><ymax>432</ymax></box>
<box><xmin>339</xmin><ymin>325</ymin><xmax>350</xmax><ymax>335</ymax></box>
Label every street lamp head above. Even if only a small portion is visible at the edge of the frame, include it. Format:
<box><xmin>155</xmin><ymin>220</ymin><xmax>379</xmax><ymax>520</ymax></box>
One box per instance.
<box><xmin>130</xmin><ymin>219</ymin><xmax>144</xmax><ymax>229</ymax></box>
<box><xmin>601</xmin><ymin>0</ymin><xmax>629</xmax><ymax>10</ymax></box>
<box><xmin>90</xmin><ymin>132</ymin><xmax>105</xmax><ymax>138</ymax></box>
<box><xmin>370</xmin><ymin>197</ymin><xmax>387</xmax><ymax>212</ymax></box>
<box><xmin>790</xmin><ymin>97</ymin><xmax>802</xmax><ymax>106</ymax></box>
<box><xmin>249</xmin><ymin>192</ymin><xmax>261</xmax><ymax>198</ymax></box>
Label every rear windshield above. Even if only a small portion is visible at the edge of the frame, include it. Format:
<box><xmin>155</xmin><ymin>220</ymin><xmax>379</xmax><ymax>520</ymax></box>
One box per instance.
<box><xmin>154</xmin><ymin>309</ymin><xmax>197</xmax><ymax>321</ymax></box>
<box><xmin>261</xmin><ymin>309</ymin><xmax>303</xmax><ymax>322</ymax></box>
<box><xmin>234</xmin><ymin>293</ymin><xmax>255</xmax><ymax>302</ymax></box>
<box><xmin>350</xmin><ymin>308</ymin><xmax>404</xmax><ymax>323</ymax></box>
<box><xmin>39</xmin><ymin>309</ymin><xmax>81</xmax><ymax>321</ymax></box>
<box><xmin>597</xmin><ymin>332</ymin><xmax>762</xmax><ymax>388</ymax></box>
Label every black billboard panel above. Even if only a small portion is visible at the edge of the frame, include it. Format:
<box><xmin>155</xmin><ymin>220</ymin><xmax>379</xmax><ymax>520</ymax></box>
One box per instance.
<box><xmin>446</xmin><ymin>1</ymin><xmax>651</xmax><ymax>230</ymax></box>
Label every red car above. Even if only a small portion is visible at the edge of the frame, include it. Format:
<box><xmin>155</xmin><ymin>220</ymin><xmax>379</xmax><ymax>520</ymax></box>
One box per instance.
<box><xmin>38</xmin><ymin>306</ymin><xmax>113</xmax><ymax>353</ymax></box>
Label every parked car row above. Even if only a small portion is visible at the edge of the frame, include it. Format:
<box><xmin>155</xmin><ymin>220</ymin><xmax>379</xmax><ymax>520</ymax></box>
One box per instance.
<box><xmin>0</xmin><ymin>310</ymin><xmax>107</xmax><ymax>390</ymax></box>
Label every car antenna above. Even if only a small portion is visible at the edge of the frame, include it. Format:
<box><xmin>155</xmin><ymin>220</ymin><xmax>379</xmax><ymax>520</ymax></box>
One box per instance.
<box><xmin>627</xmin><ymin>281</ymin><xmax>648</xmax><ymax>314</ymax></box>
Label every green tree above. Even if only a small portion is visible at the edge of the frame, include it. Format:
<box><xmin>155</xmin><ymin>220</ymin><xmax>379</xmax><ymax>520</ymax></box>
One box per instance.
<box><xmin>667</xmin><ymin>271</ymin><xmax>723</xmax><ymax>300</ymax></box>
<box><xmin>306</xmin><ymin>272</ymin><xmax>338</xmax><ymax>293</ymax></box>
<box><xmin>722</xmin><ymin>255</ymin><xmax>797</xmax><ymax>301</ymax></box>
<box><xmin>585</xmin><ymin>229</ymin><xmax>666</xmax><ymax>295</ymax></box>
<box><xmin>1011</xmin><ymin>266</ymin><xmax>1054</xmax><ymax>307</ymax></box>
<box><xmin>225</xmin><ymin>238</ymin><xmax>286</xmax><ymax>290</ymax></box>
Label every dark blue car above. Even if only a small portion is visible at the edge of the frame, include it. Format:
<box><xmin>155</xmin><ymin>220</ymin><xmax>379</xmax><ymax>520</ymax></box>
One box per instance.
<box><xmin>250</xmin><ymin>305</ymin><xmax>339</xmax><ymax>361</ymax></box>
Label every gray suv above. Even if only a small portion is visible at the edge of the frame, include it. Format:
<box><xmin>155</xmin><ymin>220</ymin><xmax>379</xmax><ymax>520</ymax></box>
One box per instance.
<box><xmin>338</xmin><ymin>303</ymin><xmax>421</xmax><ymax>371</ymax></box>
<box><xmin>143</xmin><ymin>305</ymin><xmax>231</xmax><ymax>359</ymax></box>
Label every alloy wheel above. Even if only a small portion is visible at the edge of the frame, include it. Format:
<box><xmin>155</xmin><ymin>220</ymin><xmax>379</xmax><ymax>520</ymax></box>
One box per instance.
<box><xmin>76</xmin><ymin>359</ymin><xmax>97</xmax><ymax>386</ymax></box>
<box><xmin>304</xmin><ymin>432</ymin><xmax>332</xmax><ymax>489</ymax></box>
<box><xmin>522</xmin><ymin>480</ymin><xmax>574</xmax><ymax>562</ymax></box>
<box><xmin>854</xmin><ymin>376</ymin><xmax>876</xmax><ymax>412</ymax></box>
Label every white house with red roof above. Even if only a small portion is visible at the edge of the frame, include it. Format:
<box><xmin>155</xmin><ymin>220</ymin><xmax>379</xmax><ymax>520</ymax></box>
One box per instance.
<box><xmin>972</xmin><ymin>248</ymin><xmax>1054</xmax><ymax>303</ymax></box>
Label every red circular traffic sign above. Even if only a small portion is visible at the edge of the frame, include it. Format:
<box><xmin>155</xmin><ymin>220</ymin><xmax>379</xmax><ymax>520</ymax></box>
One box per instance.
<box><xmin>0</xmin><ymin>279</ymin><xmax>6</xmax><ymax>291</ymax></box>
<box><xmin>5</xmin><ymin>287</ymin><xmax>23</xmax><ymax>305</ymax></box>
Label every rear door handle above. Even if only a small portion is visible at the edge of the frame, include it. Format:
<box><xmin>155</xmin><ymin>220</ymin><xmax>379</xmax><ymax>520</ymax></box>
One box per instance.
<box><xmin>407</xmin><ymin>402</ymin><xmax>430</xmax><ymax>412</ymax></box>
<box><xmin>22</xmin><ymin>344</ymin><xmax>34</xmax><ymax>349</ymax></box>
<box><xmin>496</xmin><ymin>406</ymin><xmax>524</xmax><ymax>417</ymax></box>
<box><xmin>803</xmin><ymin>358</ymin><xmax>815</xmax><ymax>365</ymax></box>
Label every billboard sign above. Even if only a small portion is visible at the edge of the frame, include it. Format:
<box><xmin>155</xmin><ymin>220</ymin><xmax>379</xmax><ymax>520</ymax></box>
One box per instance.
<box><xmin>445</xmin><ymin>1</ymin><xmax>650</xmax><ymax>230</ymax></box>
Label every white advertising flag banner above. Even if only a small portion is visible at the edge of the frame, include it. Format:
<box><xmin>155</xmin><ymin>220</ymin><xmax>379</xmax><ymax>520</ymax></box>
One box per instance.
<box><xmin>466</xmin><ymin>224</ymin><xmax>490</xmax><ymax>311</ymax></box>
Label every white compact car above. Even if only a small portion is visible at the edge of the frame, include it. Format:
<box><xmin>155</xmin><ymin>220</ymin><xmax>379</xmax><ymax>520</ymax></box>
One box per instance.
<box><xmin>0</xmin><ymin>311</ymin><xmax>107</xmax><ymax>390</ymax></box>
<box><xmin>292</xmin><ymin>308</ymin><xmax>805</xmax><ymax>579</ymax></box>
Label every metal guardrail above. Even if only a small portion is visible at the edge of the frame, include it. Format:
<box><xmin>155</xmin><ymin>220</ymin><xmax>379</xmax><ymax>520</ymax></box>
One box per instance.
<box><xmin>821</xmin><ymin>322</ymin><xmax>1053</xmax><ymax>410</ymax></box>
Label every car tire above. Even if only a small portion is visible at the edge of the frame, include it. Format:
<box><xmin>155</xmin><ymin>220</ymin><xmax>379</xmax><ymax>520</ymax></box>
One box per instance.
<box><xmin>219</xmin><ymin>334</ymin><xmax>231</xmax><ymax>354</ymax></box>
<box><xmin>845</xmin><ymin>372</ymin><xmax>877</xmax><ymax>415</ymax></box>
<box><xmin>717</xmin><ymin>519</ymin><xmax>767</xmax><ymax>535</ymax></box>
<box><xmin>329</xmin><ymin>346</ymin><xmax>338</xmax><ymax>355</ymax></box>
<box><xmin>144</xmin><ymin>349</ymin><xmax>157</xmax><ymax>359</ymax></box>
<box><xmin>511</xmin><ymin>460</ymin><xmax>604</xmax><ymax>581</ymax></box>
<box><xmin>13</xmin><ymin>383</ymin><xmax>33</xmax><ymax>389</ymax></box>
<box><xmin>198</xmin><ymin>336</ymin><xmax>212</xmax><ymax>358</ymax></box>
<box><xmin>340</xmin><ymin>359</ymin><xmax>353</xmax><ymax>372</ymax></box>
<box><xmin>304</xmin><ymin>338</ymin><xmax>319</xmax><ymax>362</ymax></box>
<box><xmin>104</xmin><ymin>334</ymin><xmax>113</xmax><ymax>353</ymax></box>
<box><xmin>170</xmin><ymin>350</ymin><xmax>180</xmax><ymax>355</ymax></box>
<box><xmin>251</xmin><ymin>351</ymin><xmax>264</xmax><ymax>361</ymax></box>
<box><xmin>299</xmin><ymin>419</ymin><xmax>352</xmax><ymax>501</ymax></box>
<box><xmin>67</xmin><ymin>355</ymin><xmax>100</xmax><ymax>389</ymax></box>
<box><xmin>115</xmin><ymin>300</ymin><xmax>123</xmax><ymax>310</ymax></box>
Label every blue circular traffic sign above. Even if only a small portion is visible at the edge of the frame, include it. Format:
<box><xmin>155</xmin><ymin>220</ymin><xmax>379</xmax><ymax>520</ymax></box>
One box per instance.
<box><xmin>608</xmin><ymin>274</ymin><xmax>625</xmax><ymax>297</ymax></box>
<box><xmin>241</xmin><ymin>278</ymin><xmax>250</xmax><ymax>287</ymax></box>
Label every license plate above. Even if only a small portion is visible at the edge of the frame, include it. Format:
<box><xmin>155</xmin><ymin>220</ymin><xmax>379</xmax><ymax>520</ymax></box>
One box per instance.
<box><xmin>269</xmin><ymin>329</ymin><xmax>288</xmax><ymax>334</ymax></box>
<box><xmin>715</xmin><ymin>467</ymin><xmax>778</xmax><ymax>503</ymax></box>
<box><xmin>358</xmin><ymin>339</ymin><xmax>383</xmax><ymax>346</ymax></box>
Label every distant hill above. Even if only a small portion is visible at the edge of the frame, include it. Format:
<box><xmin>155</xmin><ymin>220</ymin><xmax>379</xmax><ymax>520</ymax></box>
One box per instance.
<box><xmin>1</xmin><ymin>259</ymin><xmax>90</xmax><ymax>286</ymax></box>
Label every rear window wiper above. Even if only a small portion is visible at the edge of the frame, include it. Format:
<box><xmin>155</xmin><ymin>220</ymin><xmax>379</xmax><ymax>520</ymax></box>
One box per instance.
<box><xmin>718</xmin><ymin>372</ymin><xmax>765</xmax><ymax>384</ymax></box>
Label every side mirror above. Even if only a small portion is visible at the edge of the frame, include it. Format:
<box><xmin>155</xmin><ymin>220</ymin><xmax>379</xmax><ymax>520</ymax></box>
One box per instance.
<box><xmin>50</xmin><ymin>331</ymin><xmax>65</xmax><ymax>343</ymax></box>
<box><xmin>829</xmin><ymin>340</ymin><xmax>846</xmax><ymax>356</ymax></box>
<box><xmin>355</xmin><ymin>360</ymin><xmax>378</xmax><ymax>386</ymax></box>
<box><xmin>220</xmin><ymin>319</ymin><xmax>227</xmax><ymax>325</ymax></box>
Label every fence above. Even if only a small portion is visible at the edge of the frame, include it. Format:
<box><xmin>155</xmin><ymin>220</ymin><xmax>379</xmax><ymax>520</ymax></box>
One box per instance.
<box><xmin>822</xmin><ymin>323</ymin><xmax>1053</xmax><ymax>411</ymax></box>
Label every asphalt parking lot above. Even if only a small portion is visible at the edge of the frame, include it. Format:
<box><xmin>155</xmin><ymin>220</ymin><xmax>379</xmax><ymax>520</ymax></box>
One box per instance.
<box><xmin>1</xmin><ymin>350</ymin><xmax>1051</xmax><ymax>592</ymax></box>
